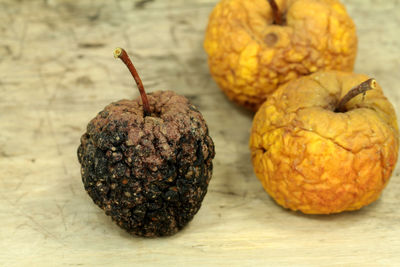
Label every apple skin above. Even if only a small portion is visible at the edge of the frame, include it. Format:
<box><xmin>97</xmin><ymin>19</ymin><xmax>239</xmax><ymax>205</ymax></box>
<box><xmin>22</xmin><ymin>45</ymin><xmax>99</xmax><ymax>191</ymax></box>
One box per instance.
<box><xmin>78</xmin><ymin>91</ymin><xmax>215</xmax><ymax>236</ymax></box>
<box><xmin>250</xmin><ymin>71</ymin><xmax>399</xmax><ymax>214</ymax></box>
<box><xmin>204</xmin><ymin>0</ymin><xmax>358</xmax><ymax>111</ymax></box>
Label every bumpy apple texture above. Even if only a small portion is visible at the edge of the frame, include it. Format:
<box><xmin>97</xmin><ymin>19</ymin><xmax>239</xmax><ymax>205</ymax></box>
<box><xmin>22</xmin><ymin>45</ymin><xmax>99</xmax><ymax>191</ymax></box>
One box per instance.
<box><xmin>204</xmin><ymin>0</ymin><xmax>358</xmax><ymax>110</ymax></box>
<box><xmin>250</xmin><ymin>71</ymin><xmax>399</xmax><ymax>214</ymax></box>
<box><xmin>78</xmin><ymin>91</ymin><xmax>215</xmax><ymax>237</ymax></box>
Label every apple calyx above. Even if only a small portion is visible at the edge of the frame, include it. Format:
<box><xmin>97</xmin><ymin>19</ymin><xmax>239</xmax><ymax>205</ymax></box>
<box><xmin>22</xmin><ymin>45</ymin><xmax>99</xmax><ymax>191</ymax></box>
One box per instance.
<box><xmin>268</xmin><ymin>0</ymin><xmax>283</xmax><ymax>25</ymax></box>
<box><xmin>335</xmin><ymin>78</ymin><xmax>377</xmax><ymax>113</ymax></box>
<box><xmin>114</xmin><ymin>47</ymin><xmax>151</xmax><ymax>117</ymax></box>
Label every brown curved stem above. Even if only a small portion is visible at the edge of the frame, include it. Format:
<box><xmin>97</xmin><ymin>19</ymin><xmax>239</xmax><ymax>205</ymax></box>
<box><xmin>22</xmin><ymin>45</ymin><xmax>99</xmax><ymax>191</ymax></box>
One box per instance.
<box><xmin>114</xmin><ymin>47</ymin><xmax>151</xmax><ymax>117</ymax></box>
<box><xmin>335</xmin><ymin>78</ymin><xmax>377</xmax><ymax>113</ymax></box>
<box><xmin>268</xmin><ymin>0</ymin><xmax>283</xmax><ymax>25</ymax></box>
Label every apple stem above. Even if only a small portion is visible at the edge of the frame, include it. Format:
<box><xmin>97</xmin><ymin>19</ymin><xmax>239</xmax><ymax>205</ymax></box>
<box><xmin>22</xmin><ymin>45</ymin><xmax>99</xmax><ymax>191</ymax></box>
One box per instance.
<box><xmin>114</xmin><ymin>47</ymin><xmax>151</xmax><ymax>117</ymax></box>
<box><xmin>335</xmin><ymin>78</ymin><xmax>377</xmax><ymax>113</ymax></box>
<box><xmin>268</xmin><ymin>0</ymin><xmax>283</xmax><ymax>25</ymax></box>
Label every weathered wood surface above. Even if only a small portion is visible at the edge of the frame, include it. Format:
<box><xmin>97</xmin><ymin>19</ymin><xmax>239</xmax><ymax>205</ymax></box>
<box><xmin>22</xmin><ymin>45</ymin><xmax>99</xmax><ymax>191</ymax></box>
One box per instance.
<box><xmin>1</xmin><ymin>0</ymin><xmax>400</xmax><ymax>266</ymax></box>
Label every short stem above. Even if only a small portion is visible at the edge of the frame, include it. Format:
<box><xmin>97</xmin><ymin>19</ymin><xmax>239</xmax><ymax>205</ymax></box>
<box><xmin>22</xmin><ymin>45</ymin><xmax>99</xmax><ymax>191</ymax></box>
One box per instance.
<box><xmin>114</xmin><ymin>47</ymin><xmax>151</xmax><ymax>117</ymax></box>
<box><xmin>335</xmin><ymin>78</ymin><xmax>377</xmax><ymax>113</ymax></box>
<box><xmin>267</xmin><ymin>0</ymin><xmax>283</xmax><ymax>25</ymax></box>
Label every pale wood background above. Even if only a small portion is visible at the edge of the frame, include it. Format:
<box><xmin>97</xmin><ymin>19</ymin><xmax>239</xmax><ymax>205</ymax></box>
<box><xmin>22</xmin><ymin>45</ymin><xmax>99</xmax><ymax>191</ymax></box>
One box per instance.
<box><xmin>1</xmin><ymin>0</ymin><xmax>400</xmax><ymax>266</ymax></box>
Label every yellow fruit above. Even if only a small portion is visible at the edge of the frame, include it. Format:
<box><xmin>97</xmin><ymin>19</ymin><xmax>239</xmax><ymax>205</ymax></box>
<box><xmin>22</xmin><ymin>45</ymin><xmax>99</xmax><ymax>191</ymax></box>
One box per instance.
<box><xmin>204</xmin><ymin>0</ymin><xmax>358</xmax><ymax>111</ymax></box>
<box><xmin>249</xmin><ymin>71</ymin><xmax>399</xmax><ymax>214</ymax></box>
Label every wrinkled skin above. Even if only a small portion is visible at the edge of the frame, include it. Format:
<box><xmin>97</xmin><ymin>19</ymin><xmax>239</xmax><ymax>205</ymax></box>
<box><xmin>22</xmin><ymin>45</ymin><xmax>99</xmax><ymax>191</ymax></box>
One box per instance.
<box><xmin>204</xmin><ymin>0</ymin><xmax>357</xmax><ymax>111</ymax></box>
<box><xmin>78</xmin><ymin>91</ymin><xmax>215</xmax><ymax>237</ymax></box>
<box><xmin>250</xmin><ymin>71</ymin><xmax>399</xmax><ymax>214</ymax></box>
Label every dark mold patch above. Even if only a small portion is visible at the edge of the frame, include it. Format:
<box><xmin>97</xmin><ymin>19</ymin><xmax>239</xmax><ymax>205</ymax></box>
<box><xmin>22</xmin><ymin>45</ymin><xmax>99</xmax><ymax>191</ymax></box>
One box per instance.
<box><xmin>264</xmin><ymin>32</ymin><xmax>278</xmax><ymax>47</ymax></box>
<box><xmin>77</xmin><ymin>91</ymin><xmax>215</xmax><ymax>237</ymax></box>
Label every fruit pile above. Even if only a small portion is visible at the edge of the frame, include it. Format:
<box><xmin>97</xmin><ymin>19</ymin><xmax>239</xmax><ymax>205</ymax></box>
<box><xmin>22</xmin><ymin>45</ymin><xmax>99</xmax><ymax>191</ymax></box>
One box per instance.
<box><xmin>77</xmin><ymin>0</ymin><xmax>399</xmax><ymax>238</ymax></box>
<box><xmin>204</xmin><ymin>0</ymin><xmax>399</xmax><ymax>214</ymax></box>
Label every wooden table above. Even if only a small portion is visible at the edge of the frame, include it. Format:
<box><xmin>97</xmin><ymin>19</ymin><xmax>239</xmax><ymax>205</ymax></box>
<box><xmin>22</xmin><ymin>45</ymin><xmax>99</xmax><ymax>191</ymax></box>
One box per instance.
<box><xmin>1</xmin><ymin>0</ymin><xmax>400</xmax><ymax>266</ymax></box>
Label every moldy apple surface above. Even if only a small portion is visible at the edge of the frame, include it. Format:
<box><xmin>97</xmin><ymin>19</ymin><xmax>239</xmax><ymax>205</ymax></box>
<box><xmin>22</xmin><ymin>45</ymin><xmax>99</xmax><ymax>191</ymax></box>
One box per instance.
<box><xmin>78</xmin><ymin>91</ymin><xmax>215</xmax><ymax>237</ymax></box>
<box><xmin>250</xmin><ymin>71</ymin><xmax>399</xmax><ymax>214</ymax></box>
<box><xmin>204</xmin><ymin>0</ymin><xmax>358</xmax><ymax>110</ymax></box>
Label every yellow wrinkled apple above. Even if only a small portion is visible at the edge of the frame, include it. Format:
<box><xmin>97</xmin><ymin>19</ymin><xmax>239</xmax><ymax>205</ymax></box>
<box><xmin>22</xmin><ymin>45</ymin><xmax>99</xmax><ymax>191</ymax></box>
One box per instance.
<box><xmin>204</xmin><ymin>0</ymin><xmax>358</xmax><ymax>111</ymax></box>
<box><xmin>250</xmin><ymin>71</ymin><xmax>399</xmax><ymax>214</ymax></box>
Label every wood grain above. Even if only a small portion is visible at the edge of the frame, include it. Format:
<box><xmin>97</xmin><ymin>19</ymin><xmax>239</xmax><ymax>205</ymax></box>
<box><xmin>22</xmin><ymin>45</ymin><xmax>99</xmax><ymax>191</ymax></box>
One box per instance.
<box><xmin>1</xmin><ymin>0</ymin><xmax>400</xmax><ymax>266</ymax></box>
